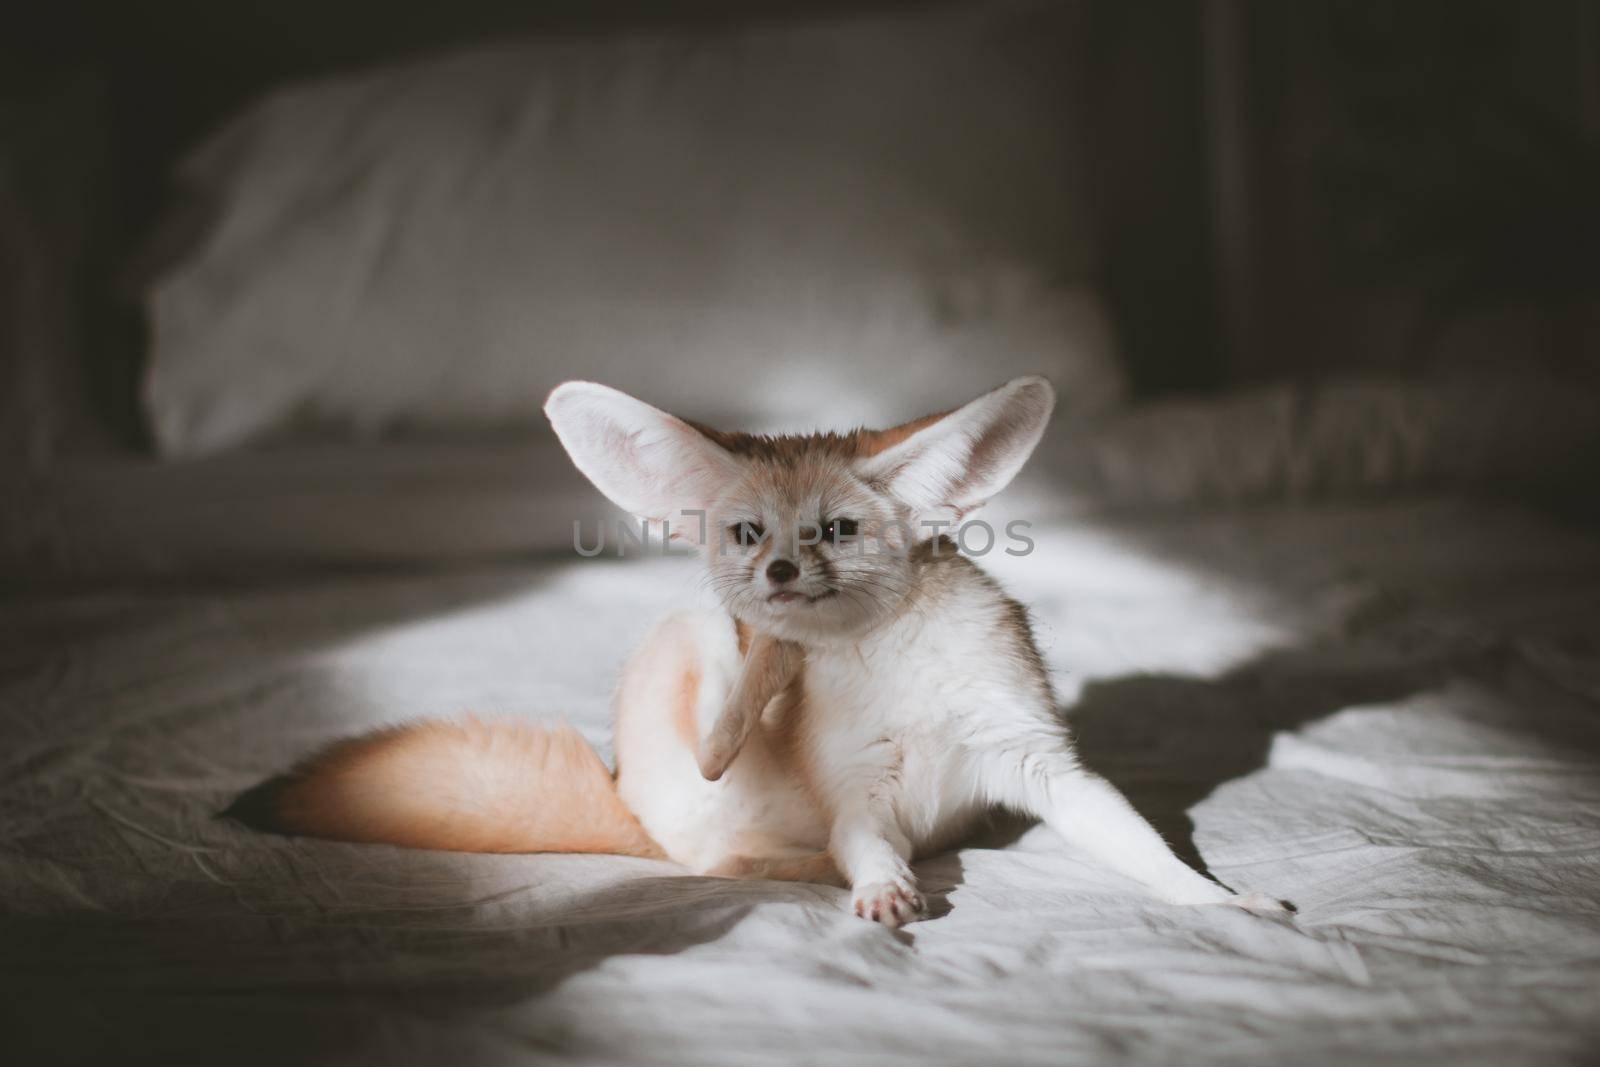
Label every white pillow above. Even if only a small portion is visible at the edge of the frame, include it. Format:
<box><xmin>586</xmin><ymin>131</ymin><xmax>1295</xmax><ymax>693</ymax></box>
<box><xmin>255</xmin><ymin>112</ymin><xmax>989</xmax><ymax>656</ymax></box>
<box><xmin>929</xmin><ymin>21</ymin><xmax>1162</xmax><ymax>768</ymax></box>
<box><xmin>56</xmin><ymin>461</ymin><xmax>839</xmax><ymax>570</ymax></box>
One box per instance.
<box><xmin>143</xmin><ymin>1</ymin><xmax>1123</xmax><ymax>457</ymax></box>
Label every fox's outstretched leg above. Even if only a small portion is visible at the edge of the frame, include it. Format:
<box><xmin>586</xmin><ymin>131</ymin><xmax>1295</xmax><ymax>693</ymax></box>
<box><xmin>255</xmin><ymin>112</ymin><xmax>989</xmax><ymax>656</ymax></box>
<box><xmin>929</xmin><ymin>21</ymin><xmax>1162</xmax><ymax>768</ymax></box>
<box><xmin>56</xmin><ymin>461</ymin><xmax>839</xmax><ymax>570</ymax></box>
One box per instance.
<box><xmin>979</xmin><ymin>741</ymin><xmax>1289</xmax><ymax>915</ymax></box>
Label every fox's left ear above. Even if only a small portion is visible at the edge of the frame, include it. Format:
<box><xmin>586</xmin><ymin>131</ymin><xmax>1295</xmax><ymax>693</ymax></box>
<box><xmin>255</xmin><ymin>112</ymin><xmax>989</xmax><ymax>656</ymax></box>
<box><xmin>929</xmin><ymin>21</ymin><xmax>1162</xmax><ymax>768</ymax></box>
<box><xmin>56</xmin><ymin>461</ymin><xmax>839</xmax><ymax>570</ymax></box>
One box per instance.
<box><xmin>860</xmin><ymin>375</ymin><xmax>1055</xmax><ymax>524</ymax></box>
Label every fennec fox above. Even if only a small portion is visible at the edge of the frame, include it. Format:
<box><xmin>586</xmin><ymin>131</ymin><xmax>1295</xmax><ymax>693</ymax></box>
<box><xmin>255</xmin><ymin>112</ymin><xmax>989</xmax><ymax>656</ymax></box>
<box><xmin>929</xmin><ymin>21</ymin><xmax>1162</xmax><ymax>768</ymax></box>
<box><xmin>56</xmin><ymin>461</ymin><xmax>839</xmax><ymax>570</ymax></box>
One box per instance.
<box><xmin>232</xmin><ymin>377</ymin><xmax>1285</xmax><ymax>926</ymax></box>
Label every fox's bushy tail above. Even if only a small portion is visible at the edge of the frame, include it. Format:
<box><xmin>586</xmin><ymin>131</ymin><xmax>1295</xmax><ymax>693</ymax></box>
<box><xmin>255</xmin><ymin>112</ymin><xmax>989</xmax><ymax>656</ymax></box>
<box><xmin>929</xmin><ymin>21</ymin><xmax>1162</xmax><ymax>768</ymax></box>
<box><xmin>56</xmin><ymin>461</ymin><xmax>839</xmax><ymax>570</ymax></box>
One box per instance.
<box><xmin>225</xmin><ymin>717</ymin><xmax>663</xmax><ymax>857</ymax></box>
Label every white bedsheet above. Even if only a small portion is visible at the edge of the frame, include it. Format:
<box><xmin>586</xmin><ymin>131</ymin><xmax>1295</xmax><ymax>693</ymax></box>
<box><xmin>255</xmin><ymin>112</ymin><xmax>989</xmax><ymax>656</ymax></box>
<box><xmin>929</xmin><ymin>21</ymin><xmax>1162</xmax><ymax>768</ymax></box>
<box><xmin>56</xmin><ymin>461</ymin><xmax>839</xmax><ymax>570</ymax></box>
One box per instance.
<box><xmin>4</xmin><ymin>499</ymin><xmax>1599</xmax><ymax>1065</ymax></box>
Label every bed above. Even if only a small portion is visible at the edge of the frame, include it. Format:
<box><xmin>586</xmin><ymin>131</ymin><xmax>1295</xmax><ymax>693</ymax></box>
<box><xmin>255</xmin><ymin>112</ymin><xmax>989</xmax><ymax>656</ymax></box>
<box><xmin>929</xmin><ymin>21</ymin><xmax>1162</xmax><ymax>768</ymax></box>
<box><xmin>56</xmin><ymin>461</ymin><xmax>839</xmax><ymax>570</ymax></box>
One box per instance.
<box><xmin>6</xmin><ymin>3</ymin><xmax>1600</xmax><ymax>1061</ymax></box>
<box><xmin>5</xmin><ymin>486</ymin><xmax>1600</xmax><ymax>1065</ymax></box>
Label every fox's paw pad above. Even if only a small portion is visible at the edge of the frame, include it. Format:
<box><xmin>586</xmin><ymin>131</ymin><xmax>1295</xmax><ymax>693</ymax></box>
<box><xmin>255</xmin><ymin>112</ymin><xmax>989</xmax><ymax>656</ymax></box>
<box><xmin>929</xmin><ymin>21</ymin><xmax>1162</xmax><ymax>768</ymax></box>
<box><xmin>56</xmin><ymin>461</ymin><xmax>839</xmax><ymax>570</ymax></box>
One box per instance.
<box><xmin>851</xmin><ymin>880</ymin><xmax>925</xmax><ymax>928</ymax></box>
<box><xmin>1228</xmin><ymin>891</ymin><xmax>1294</xmax><ymax>917</ymax></box>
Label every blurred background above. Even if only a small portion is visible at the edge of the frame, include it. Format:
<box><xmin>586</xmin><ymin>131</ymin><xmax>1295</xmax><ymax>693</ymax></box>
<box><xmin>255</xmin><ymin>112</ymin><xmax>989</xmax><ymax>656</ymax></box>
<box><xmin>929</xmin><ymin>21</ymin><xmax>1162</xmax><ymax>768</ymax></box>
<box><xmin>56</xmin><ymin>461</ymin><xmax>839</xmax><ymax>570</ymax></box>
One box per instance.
<box><xmin>3</xmin><ymin>0</ymin><xmax>1599</xmax><ymax>583</ymax></box>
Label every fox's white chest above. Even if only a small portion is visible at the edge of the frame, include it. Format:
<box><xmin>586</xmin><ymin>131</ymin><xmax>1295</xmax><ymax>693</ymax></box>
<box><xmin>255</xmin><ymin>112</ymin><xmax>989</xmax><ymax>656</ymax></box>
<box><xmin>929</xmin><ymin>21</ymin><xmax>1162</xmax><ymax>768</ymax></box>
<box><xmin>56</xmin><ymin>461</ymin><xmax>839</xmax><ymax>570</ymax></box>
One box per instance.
<box><xmin>799</xmin><ymin>614</ymin><xmax>1005</xmax><ymax>849</ymax></box>
<box><xmin>803</xmin><ymin>584</ymin><xmax>1035</xmax><ymax>742</ymax></box>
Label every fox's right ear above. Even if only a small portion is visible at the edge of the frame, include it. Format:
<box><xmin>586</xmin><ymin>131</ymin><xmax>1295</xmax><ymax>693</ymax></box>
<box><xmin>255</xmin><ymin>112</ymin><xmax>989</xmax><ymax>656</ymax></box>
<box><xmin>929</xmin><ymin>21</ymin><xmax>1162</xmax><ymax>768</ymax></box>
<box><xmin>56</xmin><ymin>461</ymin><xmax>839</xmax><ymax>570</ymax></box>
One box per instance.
<box><xmin>545</xmin><ymin>382</ymin><xmax>742</xmax><ymax>524</ymax></box>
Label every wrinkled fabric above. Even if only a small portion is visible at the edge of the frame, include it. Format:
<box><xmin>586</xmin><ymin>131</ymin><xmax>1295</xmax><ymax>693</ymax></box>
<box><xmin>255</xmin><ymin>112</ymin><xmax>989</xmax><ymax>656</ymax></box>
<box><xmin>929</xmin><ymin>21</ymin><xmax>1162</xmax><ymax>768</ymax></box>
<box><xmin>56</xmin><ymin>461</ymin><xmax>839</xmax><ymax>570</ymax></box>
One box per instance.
<box><xmin>3</xmin><ymin>499</ymin><xmax>1599</xmax><ymax>1065</ymax></box>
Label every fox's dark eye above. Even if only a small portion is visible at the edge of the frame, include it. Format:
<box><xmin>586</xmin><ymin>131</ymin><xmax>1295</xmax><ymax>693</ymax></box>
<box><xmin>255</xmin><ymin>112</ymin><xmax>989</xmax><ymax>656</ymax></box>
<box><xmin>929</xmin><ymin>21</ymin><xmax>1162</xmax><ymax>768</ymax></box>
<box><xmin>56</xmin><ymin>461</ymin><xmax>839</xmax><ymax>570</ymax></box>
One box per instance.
<box><xmin>824</xmin><ymin>517</ymin><xmax>859</xmax><ymax>542</ymax></box>
<box><xmin>729</xmin><ymin>522</ymin><xmax>766</xmax><ymax>547</ymax></box>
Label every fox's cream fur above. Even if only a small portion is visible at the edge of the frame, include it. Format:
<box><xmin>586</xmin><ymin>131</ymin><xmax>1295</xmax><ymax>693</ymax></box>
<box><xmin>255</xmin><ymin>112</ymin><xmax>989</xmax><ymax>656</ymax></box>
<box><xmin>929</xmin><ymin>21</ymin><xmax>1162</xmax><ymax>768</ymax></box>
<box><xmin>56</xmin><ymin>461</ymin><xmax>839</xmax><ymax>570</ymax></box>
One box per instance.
<box><xmin>235</xmin><ymin>377</ymin><xmax>1285</xmax><ymax>926</ymax></box>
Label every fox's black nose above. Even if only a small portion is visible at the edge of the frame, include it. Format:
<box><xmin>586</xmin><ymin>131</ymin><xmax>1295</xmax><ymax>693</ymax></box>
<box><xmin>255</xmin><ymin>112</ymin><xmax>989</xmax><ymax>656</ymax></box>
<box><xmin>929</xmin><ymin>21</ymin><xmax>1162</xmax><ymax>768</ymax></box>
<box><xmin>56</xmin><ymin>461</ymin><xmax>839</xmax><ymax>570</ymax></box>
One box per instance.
<box><xmin>765</xmin><ymin>559</ymin><xmax>799</xmax><ymax>585</ymax></box>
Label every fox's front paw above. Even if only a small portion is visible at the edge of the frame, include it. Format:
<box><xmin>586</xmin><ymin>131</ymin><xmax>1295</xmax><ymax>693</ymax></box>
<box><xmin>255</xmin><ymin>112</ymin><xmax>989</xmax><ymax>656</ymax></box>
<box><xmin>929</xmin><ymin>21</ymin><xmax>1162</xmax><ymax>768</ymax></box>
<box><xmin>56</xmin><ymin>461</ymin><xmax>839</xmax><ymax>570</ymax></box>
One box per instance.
<box><xmin>1227</xmin><ymin>891</ymin><xmax>1294</xmax><ymax>917</ymax></box>
<box><xmin>851</xmin><ymin>879</ymin><xmax>925</xmax><ymax>928</ymax></box>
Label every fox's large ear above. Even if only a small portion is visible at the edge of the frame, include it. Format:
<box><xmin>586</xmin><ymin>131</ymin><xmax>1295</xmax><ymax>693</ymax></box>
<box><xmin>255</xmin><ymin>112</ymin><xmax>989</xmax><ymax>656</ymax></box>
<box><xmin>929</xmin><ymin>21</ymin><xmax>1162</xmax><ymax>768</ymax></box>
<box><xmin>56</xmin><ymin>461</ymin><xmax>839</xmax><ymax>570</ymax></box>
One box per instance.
<box><xmin>545</xmin><ymin>382</ymin><xmax>742</xmax><ymax>525</ymax></box>
<box><xmin>860</xmin><ymin>375</ymin><xmax>1055</xmax><ymax>524</ymax></box>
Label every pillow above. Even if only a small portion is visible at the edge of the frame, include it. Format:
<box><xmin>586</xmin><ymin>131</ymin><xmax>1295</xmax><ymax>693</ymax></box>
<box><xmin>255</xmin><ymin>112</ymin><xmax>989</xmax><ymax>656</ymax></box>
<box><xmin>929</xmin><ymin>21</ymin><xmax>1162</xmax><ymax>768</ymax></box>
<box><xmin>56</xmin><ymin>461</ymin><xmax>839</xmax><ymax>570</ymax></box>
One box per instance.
<box><xmin>142</xmin><ymin>1</ymin><xmax>1122</xmax><ymax>457</ymax></box>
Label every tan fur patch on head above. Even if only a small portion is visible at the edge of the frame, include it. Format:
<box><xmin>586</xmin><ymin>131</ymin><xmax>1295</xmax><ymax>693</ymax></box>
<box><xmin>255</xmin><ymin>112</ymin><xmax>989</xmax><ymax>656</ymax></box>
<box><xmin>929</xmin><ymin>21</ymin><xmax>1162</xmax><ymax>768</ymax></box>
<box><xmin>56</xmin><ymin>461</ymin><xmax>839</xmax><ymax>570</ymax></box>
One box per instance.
<box><xmin>687</xmin><ymin>410</ymin><xmax>950</xmax><ymax>463</ymax></box>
